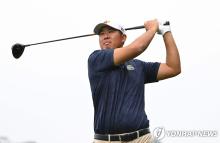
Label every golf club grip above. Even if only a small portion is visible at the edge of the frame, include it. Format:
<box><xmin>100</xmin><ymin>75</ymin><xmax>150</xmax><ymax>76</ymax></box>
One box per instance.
<box><xmin>125</xmin><ymin>21</ymin><xmax>170</xmax><ymax>31</ymax></box>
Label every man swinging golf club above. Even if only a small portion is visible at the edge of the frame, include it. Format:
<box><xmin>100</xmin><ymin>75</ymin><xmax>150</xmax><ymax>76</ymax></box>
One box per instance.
<box><xmin>88</xmin><ymin>19</ymin><xmax>181</xmax><ymax>143</ymax></box>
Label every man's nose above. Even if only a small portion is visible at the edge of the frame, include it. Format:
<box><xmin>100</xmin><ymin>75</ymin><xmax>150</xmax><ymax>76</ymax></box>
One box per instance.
<box><xmin>103</xmin><ymin>32</ymin><xmax>110</xmax><ymax>39</ymax></box>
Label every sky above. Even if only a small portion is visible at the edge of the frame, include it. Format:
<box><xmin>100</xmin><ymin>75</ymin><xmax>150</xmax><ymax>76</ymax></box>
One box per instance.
<box><xmin>0</xmin><ymin>0</ymin><xmax>220</xmax><ymax>142</ymax></box>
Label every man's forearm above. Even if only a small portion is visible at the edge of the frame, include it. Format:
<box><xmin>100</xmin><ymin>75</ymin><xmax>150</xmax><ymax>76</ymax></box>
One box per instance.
<box><xmin>113</xmin><ymin>20</ymin><xmax>158</xmax><ymax>65</ymax></box>
<box><xmin>163</xmin><ymin>32</ymin><xmax>181</xmax><ymax>74</ymax></box>
<box><xmin>130</xmin><ymin>29</ymin><xmax>156</xmax><ymax>52</ymax></box>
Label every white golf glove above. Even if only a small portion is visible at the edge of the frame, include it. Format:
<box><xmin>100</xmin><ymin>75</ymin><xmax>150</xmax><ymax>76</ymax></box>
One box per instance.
<box><xmin>157</xmin><ymin>20</ymin><xmax>171</xmax><ymax>36</ymax></box>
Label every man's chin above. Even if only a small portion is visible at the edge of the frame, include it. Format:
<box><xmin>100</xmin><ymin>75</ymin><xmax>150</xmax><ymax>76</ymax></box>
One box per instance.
<box><xmin>101</xmin><ymin>46</ymin><xmax>113</xmax><ymax>50</ymax></box>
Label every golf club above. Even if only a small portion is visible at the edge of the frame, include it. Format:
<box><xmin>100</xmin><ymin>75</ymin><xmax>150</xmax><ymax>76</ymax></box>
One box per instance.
<box><xmin>12</xmin><ymin>21</ymin><xmax>170</xmax><ymax>59</ymax></box>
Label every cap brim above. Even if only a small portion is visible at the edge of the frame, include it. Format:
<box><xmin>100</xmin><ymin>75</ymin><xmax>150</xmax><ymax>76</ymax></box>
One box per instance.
<box><xmin>94</xmin><ymin>23</ymin><xmax>110</xmax><ymax>35</ymax></box>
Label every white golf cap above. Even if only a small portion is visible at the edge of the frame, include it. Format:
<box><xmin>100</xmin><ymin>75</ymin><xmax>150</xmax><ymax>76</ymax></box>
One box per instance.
<box><xmin>94</xmin><ymin>20</ymin><xmax>126</xmax><ymax>35</ymax></box>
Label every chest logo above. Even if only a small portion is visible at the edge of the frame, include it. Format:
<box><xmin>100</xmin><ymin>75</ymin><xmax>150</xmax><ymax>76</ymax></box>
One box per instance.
<box><xmin>126</xmin><ymin>64</ymin><xmax>135</xmax><ymax>70</ymax></box>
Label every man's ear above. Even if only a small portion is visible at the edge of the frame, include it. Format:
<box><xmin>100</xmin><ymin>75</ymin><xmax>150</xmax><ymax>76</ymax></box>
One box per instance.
<box><xmin>122</xmin><ymin>34</ymin><xmax>127</xmax><ymax>43</ymax></box>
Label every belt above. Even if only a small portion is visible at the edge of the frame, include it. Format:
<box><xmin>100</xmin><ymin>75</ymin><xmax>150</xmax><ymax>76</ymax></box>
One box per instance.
<box><xmin>94</xmin><ymin>128</ymin><xmax>150</xmax><ymax>142</ymax></box>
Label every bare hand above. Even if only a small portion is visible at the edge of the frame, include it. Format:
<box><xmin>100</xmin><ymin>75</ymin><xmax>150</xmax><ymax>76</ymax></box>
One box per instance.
<box><xmin>144</xmin><ymin>19</ymin><xmax>159</xmax><ymax>33</ymax></box>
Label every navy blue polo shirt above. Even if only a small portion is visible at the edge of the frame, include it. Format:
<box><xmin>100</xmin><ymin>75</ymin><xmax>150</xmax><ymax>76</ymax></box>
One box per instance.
<box><xmin>88</xmin><ymin>49</ymin><xmax>160</xmax><ymax>134</ymax></box>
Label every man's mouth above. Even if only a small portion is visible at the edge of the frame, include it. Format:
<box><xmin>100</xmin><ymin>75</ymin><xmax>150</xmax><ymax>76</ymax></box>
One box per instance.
<box><xmin>103</xmin><ymin>42</ymin><xmax>110</xmax><ymax>46</ymax></box>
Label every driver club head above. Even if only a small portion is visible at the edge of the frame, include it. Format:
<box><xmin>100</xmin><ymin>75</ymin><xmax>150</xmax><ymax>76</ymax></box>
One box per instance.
<box><xmin>12</xmin><ymin>43</ymin><xmax>25</xmax><ymax>59</ymax></box>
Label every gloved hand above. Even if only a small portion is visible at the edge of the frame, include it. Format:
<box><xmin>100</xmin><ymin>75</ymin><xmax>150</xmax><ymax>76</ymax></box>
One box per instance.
<box><xmin>157</xmin><ymin>20</ymin><xmax>171</xmax><ymax>36</ymax></box>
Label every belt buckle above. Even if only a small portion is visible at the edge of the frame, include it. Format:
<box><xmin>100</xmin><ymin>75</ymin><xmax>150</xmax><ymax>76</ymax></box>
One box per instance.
<box><xmin>136</xmin><ymin>131</ymin><xmax>140</xmax><ymax>138</ymax></box>
<box><xmin>119</xmin><ymin>135</ymin><xmax>122</xmax><ymax>141</ymax></box>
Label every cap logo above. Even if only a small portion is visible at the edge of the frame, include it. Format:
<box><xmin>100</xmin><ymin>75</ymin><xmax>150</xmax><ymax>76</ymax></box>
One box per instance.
<box><xmin>104</xmin><ymin>20</ymin><xmax>110</xmax><ymax>24</ymax></box>
<box><xmin>121</xmin><ymin>27</ymin><xmax>125</xmax><ymax>33</ymax></box>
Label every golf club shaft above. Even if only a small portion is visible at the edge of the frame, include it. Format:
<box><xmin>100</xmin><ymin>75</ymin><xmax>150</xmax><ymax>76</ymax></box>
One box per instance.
<box><xmin>25</xmin><ymin>33</ymin><xmax>96</xmax><ymax>47</ymax></box>
<box><xmin>24</xmin><ymin>21</ymin><xmax>170</xmax><ymax>47</ymax></box>
<box><xmin>24</xmin><ymin>25</ymin><xmax>145</xmax><ymax>47</ymax></box>
<box><xmin>125</xmin><ymin>25</ymin><xmax>144</xmax><ymax>30</ymax></box>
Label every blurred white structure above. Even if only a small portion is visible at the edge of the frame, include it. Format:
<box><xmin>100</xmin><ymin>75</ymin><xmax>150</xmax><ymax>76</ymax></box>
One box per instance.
<box><xmin>0</xmin><ymin>137</ymin><xmax>10</xmax><ymax>143</ymax></box>
<box><xmin>0</xmin><ymin>137</ymin><xmax>36</xmax><ymax>143</ymax></box>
